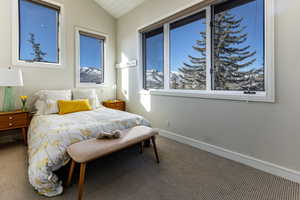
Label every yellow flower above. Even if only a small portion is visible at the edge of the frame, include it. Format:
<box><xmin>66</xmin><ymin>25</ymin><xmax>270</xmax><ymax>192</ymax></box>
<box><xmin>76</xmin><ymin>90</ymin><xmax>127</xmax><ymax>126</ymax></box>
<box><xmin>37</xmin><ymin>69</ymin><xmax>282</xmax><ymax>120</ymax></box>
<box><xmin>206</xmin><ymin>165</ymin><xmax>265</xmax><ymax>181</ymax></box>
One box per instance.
<box><xmin>20</xmin><ymin>96</ymin><xmax>28</xmax><ymax>100</ymax></box>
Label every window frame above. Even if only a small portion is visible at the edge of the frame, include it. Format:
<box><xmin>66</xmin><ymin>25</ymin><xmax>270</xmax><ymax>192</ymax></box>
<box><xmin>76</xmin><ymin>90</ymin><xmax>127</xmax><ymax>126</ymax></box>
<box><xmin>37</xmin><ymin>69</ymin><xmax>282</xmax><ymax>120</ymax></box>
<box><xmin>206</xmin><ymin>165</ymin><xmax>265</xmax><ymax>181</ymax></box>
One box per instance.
<box><xmin>168</xmin><ymin>8</ymin><xmax>209</xmax><ymax>91</ymax></box>
<box><xmin>75</xmin><ymin>26</ymin><xmax>108</xmax><ymax>88</ymax></box>
<box><xmin>12</xmin><ymin>0</ymin><xmax>64</xmax><ymax>68</ymax></box>
<box><xmin>138</xmin><ymin>0</ymin><xmax>275</xmax><ymax>102</ymax></box>
<box><xmin>142</xmin><ymin>26</ymin><xmax>165</xmax><ymax>90</ymax></box>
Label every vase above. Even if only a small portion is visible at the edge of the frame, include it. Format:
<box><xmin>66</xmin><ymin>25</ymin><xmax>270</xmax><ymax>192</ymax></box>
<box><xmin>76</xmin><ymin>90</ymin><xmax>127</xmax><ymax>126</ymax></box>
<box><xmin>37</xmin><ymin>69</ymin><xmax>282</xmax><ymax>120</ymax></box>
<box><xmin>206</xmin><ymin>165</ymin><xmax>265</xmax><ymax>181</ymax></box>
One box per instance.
<box><xmin>21</xmin><ymin>102</ymin><xmax>27</xmax><ymax>112</ymax></box>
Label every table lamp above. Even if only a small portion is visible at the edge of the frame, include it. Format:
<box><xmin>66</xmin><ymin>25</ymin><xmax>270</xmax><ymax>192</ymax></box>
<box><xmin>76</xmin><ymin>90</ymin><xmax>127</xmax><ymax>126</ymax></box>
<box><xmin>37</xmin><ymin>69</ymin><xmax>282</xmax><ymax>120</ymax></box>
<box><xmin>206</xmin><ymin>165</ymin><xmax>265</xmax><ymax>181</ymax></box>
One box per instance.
<box><xmin>0</xmin><ymin>67</ymin><xmax>24</xmax><ymax>112</ymax></box>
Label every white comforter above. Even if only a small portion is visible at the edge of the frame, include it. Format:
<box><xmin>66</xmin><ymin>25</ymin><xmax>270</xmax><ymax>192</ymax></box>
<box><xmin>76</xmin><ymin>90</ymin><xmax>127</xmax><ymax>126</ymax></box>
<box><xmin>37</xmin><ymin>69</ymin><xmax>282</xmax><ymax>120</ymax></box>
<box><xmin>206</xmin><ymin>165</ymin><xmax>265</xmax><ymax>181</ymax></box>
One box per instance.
<box><xmin>27</xmin><ymin>107</ymin><xmax>150</xmax><ymax>197</ymax></box>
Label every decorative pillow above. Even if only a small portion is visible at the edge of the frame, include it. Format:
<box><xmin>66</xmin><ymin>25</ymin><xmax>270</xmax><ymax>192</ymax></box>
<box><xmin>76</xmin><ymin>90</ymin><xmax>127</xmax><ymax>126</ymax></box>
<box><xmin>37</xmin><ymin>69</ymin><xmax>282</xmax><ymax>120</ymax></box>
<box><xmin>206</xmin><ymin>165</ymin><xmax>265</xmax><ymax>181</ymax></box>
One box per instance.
<box><xmin>33</xmin><ymin>90</ymin><xmax>72</xmax><ymax>115</ymax></box>
<box><xmin>58</xmin><ymin>99</ymin><xmax>92</xmax><ymax>115</ymax></box>
<box><xmin>72</xmin><ymin>89</ymin><xmax>101</xmax><ymax>109</ymax></box>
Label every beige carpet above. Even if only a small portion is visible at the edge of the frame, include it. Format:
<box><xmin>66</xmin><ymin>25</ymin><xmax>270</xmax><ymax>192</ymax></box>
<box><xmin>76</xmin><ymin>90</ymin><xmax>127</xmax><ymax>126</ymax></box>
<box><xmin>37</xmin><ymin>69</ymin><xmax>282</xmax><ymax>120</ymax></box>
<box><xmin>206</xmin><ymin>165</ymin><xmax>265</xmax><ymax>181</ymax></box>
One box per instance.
<box><xmin>0</xmin><ymin>136</ymin><xmax>299</xmax><ymax>200</ymax></box>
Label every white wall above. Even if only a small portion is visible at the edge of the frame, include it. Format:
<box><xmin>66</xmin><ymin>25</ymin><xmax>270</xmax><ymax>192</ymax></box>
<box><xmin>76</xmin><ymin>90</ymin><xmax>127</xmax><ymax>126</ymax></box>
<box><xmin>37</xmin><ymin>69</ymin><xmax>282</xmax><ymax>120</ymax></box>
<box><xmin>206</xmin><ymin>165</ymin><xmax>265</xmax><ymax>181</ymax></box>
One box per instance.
<box><xmin>116</xmin><ymin>0</ymin><xmax>300</xmax><ymax>172</ymax></box>
<box><xmin>0</xmin><ymin>0</ymin><xmax>117</xmax><ymax>110</ymax></box>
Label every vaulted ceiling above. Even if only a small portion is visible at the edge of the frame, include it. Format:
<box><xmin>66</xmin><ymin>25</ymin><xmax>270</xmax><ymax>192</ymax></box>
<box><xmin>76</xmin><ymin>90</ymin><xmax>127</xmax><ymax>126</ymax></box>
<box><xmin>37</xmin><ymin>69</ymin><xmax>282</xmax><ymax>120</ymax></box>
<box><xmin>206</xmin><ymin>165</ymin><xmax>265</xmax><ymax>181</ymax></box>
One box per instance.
<box><xmin>94</xmin><ymin>0</ymin><xmax>147</xmax><ymax>18</ymax></box>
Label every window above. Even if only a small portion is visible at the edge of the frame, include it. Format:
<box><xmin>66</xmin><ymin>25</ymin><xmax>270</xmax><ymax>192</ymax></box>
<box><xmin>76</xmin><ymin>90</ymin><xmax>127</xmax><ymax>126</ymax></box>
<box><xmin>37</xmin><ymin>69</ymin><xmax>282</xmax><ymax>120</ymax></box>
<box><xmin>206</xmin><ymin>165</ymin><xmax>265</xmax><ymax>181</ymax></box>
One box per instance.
<box><xmin>141</xmin><ymin>0</ymin><xmax>274</xmax><ymax>102</ymax></box>
<box><xmin>170</xmin><ymin>11</ymin><xmax>207</xmax><ymax>90</ymax></box>
<box><xmin>212</xmin><ymin>0</ymin><xmax>265</xmax><ymax>92</ymax></box>
<box><xmin>142</xmin><ymin>27</ymin><xmax>164</xmax><ymax>89</ymax></box>
<box><xmin>13</xmin><ymin>0</ymin><xmax>62</xmax><ymax>67</ymax></box>
<box><xmin>75</xmin><ymin>28</ymin><xmax>106</xmax><ymax>87</ymax></box>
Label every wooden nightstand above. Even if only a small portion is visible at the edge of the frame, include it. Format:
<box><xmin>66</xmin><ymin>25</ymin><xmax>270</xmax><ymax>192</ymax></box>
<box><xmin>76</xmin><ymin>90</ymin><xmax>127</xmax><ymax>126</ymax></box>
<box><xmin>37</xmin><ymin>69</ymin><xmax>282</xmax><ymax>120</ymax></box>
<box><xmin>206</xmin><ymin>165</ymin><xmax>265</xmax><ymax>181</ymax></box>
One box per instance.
<box><xmin>0</xmin><ymin>111</ymin><xmax>30</xmax><ymax>145</ymax></box>
<box><xmin>103</xmin><ymin>100</ymin><xmax>126</xmax><ymax>111</ymax></box>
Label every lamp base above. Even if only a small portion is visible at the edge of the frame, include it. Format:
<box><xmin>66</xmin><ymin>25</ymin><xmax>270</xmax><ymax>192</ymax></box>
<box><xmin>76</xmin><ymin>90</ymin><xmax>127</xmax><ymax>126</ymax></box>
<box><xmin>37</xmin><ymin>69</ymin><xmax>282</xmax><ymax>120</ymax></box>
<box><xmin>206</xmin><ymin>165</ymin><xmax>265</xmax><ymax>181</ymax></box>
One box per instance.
<box><xmin>3</xmin><ymin>87</ymin><xmax>15</xmax><ymax>112</ymax></box>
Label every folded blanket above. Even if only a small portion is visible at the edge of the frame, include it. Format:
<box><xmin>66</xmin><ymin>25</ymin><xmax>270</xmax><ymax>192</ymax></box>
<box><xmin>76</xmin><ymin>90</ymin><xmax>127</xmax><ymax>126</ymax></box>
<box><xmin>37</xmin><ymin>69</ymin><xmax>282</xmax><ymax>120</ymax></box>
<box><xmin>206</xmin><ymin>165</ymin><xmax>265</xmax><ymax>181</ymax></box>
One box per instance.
<box><xmin>97</xmin><ymin>130</ymin><xmax>122</xmax><ymax>139</ymax></box>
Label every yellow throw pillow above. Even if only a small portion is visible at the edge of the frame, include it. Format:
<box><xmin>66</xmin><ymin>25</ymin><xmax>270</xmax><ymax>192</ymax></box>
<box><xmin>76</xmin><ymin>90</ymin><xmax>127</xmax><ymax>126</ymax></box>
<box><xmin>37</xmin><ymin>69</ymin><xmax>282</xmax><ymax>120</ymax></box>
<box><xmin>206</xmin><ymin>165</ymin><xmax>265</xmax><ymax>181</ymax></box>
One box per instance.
<box><xmin>58</xmin><ymin>99</ymin><xmax>92</xmax><ymax>115</ymax></box>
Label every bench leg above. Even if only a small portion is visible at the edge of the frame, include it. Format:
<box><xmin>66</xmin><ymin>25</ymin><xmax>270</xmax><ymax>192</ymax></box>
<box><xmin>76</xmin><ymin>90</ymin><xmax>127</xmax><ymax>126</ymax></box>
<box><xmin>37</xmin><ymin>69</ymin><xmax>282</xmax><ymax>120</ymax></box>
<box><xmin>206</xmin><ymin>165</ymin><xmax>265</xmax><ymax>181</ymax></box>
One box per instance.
<box><xmin>78</xmin><ymin>163</ymin><xmax>87</xmax><ymax>200</ymax></box>
<box><xmin>66</xmin><ymin>159</ymin><xmax>76</xmax><ymax>187</ymax></box>
<box><xmin>151</xmin><ymin>136</ymin><xmax>160</xmax><ymax>163</ymax></box>
<box><xmin>139</xmin><ymin>142</ymin><xmax>144</xmax><ymax>154</ymax></box>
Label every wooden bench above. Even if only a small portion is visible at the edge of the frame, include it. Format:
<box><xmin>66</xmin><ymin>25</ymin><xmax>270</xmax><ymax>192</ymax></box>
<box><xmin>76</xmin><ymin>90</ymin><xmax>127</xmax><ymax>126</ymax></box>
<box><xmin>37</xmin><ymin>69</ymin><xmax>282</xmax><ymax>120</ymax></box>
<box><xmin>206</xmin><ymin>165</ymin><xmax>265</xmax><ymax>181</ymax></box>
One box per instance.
<box><xmin>66</xmin><ymin>126</ymin><xmax>160</xmax><ymax>200</ymax></box>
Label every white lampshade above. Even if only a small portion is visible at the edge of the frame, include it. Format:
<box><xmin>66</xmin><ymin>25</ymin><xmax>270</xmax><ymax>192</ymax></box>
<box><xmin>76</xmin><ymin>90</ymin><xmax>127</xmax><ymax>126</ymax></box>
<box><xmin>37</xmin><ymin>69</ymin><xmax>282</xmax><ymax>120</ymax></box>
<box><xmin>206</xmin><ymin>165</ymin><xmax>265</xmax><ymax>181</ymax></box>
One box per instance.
<box><xmin>0</xmin><ymin>68</ymin><xmax>23</xmax><ymax>87</ymax></box>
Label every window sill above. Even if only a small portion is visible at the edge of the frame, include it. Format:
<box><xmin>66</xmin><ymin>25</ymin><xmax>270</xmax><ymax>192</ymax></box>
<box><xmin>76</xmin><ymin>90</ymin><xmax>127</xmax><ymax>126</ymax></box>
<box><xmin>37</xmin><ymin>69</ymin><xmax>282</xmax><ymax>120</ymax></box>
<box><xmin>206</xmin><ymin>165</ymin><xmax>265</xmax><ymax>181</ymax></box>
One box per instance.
<box><xmin>139</xmin><ymin>89</ymin><xmax>275</xmax><ymax>103</ymax></box>
<box><xmin>76</xmin><ymin>83</ymin><xmax>113</xmax><ymax>89</ymax></box>
<box><xmin>13</xmin><ymin>60</ymin><xmax>63</xmax><ymax>69</ymax></box>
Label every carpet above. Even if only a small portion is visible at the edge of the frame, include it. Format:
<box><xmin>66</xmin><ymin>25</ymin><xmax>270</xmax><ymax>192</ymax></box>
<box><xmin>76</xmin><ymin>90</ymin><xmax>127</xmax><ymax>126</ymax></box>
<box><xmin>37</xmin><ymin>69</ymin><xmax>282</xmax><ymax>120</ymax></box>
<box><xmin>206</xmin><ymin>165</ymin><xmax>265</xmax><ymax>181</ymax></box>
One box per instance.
<box><xmin>0</xmin><ymin>136</ymin><xmax>299</xmax><ymax>200</ymax></box>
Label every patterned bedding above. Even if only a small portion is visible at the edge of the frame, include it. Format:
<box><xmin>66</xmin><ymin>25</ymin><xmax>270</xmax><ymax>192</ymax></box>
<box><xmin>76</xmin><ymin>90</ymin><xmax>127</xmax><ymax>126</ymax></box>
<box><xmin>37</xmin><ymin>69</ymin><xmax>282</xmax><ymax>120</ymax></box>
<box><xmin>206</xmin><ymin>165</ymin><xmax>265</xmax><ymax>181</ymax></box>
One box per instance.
<box><xmin>27</xmin><ymin>107</ymin><xmax>151</xmax><ymax>197</ymax></box>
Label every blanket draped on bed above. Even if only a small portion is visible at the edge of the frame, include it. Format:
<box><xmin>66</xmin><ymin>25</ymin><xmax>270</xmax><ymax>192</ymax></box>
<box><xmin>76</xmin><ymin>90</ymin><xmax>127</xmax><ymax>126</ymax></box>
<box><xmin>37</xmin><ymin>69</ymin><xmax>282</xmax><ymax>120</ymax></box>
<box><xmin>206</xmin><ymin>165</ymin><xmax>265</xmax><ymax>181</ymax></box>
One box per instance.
<box><xmin>27</xmin><ymin>107</ymin><xmax>151</xmax><ymax>197</ymax></box>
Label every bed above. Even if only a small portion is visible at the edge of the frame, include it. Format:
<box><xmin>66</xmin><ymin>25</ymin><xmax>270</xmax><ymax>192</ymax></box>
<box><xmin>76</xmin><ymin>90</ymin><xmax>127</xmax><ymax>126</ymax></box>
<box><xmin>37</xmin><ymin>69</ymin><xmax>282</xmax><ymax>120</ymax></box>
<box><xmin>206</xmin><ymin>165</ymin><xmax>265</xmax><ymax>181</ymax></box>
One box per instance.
<box><xmin>27</xmin><ymin>107</ymin><xmax>151</xmax><ymax>197</ymax></box>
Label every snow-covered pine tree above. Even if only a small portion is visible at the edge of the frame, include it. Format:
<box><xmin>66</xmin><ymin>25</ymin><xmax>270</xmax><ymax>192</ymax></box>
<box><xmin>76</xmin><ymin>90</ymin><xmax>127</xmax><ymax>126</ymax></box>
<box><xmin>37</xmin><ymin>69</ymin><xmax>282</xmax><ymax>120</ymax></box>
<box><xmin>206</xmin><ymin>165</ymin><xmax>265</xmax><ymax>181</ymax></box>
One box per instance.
<box><xmin>178</xmin><ymin>10</ymin><xmax>262</xmax><ymax>91</ymax></box>
<box><xmin>178</xmin><ymin>26</ymin><xmax>206</xmax><ymax>90</ymax></box>
<box><xmin>146</xmin><ymin>69</ymin><xmax>164</xmax><ymax>89</ymax></box>
<box><xmin>239</xmin><ymin>67</ymin><xmax>264</xmax><ymax>91</ymax></box>
<box><xmin>170</xmin><ymin>72</ymin><xmax>181</xmax><ymax>89</ymax></box>
<box><xmin>212</xmin><ymin>11</ymin><xmax>256</xmax><ymax>90</ymax></box>
<box><xmin>28</xmin><ymin>33</ymin><xmax>47</xmax><ymax>62</ymax></box>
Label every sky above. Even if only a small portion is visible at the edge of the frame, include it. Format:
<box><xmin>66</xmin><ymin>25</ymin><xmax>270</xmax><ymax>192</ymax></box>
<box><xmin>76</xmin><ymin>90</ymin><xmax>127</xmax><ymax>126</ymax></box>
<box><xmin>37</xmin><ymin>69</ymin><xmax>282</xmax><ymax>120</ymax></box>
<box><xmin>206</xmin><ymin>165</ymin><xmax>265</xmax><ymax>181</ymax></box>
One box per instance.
<box><xmin>19</xmin><ymin>0</ymin><xmax>58</xmax><ymax>63</ymax></box>
<box><xmin>145</xmin><ymin>33</ymin><xmax>164</xmax><ymax>72</ymax></box>
<box><xmin>20</xmin><ymin>0</ymin><xmax>263</xmax><ymax>72</ymax></box>
<box><xmin>80</xmin><ymin>35</ymin><xmax>103</xmax><ymax>69</ymax></box>
<box><xmin>19</xmin><ymin>0</ymin><xmax>103</xmax><ymax>68</ymax></box>
<box><xmin>145</xmin><ymin>0</ymin><xmax>264</xmax><ymax>73</ymax></box>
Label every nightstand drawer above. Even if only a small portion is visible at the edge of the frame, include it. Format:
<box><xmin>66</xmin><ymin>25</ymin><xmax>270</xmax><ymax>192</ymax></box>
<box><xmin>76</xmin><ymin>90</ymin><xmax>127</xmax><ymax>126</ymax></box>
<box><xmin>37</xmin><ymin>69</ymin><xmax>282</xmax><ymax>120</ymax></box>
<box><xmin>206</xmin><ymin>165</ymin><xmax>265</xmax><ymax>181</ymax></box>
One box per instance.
<box><xmin>104</xmin><ymin>104</ymin><xmax>124</xmax><ymax>110</ymax></box>
<box><xmin>111</xmin><ymin>105</ymin><xmax>125</xmax><ymax>111</ymax></box>
<box><xmin>0</xmin><ymin>113</ymin><xmax>27</xmax><ymax>130</ymax></box>
<box><xmin>0</xmin><ymin>121</ymin><xmax>27</xmax><ymax>130</ymax></box>
<box><xmin>104</xmin><ymin>102</ymin><xmax>124</xmax><ymax>107</ymax></box>
<box><xmin>103</xmin><ymin>100</ymin><xmax>126</xmax><ymax>111</ymax></box>
<box><xmin>0</xmin><ymin>111</ymin><xmax>29</xmax><ymax>145</ymax></box>
<box><xmin>0</xmin><ymin>113</ymin><xmax>27</xmax><ymax>121</ymax></box>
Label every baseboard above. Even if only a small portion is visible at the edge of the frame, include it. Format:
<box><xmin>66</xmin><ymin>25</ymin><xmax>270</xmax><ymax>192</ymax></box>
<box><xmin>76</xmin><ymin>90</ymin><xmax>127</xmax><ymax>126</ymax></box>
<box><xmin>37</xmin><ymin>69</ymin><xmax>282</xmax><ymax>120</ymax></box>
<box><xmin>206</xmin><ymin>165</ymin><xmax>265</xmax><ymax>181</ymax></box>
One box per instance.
<box><xmin>159</xmin><ymin>129</ymin><xmax>300</xmax><ymax>183</ymax></box>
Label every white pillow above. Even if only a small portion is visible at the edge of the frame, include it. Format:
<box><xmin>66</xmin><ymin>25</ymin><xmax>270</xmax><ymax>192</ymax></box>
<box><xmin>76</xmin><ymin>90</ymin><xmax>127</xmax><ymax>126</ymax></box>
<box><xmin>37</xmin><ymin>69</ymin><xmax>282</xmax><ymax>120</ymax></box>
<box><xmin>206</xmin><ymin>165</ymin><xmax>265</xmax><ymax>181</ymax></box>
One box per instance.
<box><xmin>34</xmin><ymin>90</ymin><xmax>72</xmax><ymax>115</ymax></box>
<box><xmin>72</xmin><ymin>89</ymin><xmax>101</xmax><ymax>109</ymax></box>
<box><xmin>44</xmin><ymin>93</ymin><xmax>72</xmax><ymax>114</ymax></box>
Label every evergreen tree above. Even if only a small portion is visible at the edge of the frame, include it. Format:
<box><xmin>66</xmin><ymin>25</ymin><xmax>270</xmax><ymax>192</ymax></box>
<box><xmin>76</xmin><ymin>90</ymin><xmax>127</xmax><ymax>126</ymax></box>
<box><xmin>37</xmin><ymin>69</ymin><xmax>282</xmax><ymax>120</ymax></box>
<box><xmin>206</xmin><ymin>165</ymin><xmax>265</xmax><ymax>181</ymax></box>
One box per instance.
<box><xmin>178</xmin><ymin>11</ymin><xmax>262</xmax><ymax>91</ymax></box>
<box><xmin>178</xmin><ymin>26</ymin><xmax>206</xmax><ymax>90</ymax></box>
<box><xmin>146</xmin><ymin>69</ymin><xmax>164</xmax><ymax>89</ymax></box>
<box><xmin>170</xmin><ymin>72</ymin><xmax>181</xmax><ymax>89</ymax></box>
<box><xmin>239</xmin><ymin>67</ymin><xmax>264</xmax><ymax>91</ymax></box>
<box><xmin>28</xmin><ymin>33</ymin><xmax>47</xmax><ymax>62</ymax></box>
<box><xmin>212</xmin><ymin>12</ymin><xmax>256</xmax><ymax>90</ymax></box>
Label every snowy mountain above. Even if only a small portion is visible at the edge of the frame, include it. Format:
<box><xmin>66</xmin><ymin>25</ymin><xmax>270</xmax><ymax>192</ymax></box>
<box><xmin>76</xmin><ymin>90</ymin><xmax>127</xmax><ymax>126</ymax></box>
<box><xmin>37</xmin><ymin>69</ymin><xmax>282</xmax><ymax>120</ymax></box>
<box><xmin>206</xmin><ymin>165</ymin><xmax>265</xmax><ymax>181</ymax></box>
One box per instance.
<box><xmin>146</xmin><ymin>69</ymin><xmax>264</xmax><ymax>91</ymax></box>
<box><xmin>145</xmin><ymin>69</ymin><xmax>163</xmax><ymax>89</ymax></box>
<box><xmin>80</xmin><ymin>67</ymin><xmax>103</xmax><ymax>84</ymax></box>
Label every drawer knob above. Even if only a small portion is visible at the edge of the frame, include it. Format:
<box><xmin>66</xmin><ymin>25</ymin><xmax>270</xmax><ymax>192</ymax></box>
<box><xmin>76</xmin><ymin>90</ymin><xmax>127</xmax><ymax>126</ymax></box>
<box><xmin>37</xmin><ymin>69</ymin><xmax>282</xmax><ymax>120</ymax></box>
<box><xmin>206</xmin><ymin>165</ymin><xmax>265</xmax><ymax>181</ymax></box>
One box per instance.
<box><xmin>9</xmin><ymin>123</ymin><xmax>13</xmax><ymax>126</ymax></box>
<box><xmin>9</xmin><ymin>117</ymin><xmax>13</xmax><ymax>120</ymax></box>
